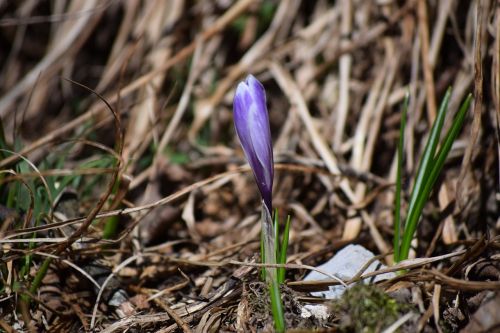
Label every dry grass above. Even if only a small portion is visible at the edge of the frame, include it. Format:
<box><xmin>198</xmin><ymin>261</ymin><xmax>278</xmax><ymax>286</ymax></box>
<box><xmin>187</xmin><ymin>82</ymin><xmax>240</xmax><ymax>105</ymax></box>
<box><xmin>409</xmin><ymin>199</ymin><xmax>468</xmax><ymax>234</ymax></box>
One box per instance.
<box><xmin>0</xmin><ymin>1</ymin><xmax>499</xmax><ymax>332</ymax></box>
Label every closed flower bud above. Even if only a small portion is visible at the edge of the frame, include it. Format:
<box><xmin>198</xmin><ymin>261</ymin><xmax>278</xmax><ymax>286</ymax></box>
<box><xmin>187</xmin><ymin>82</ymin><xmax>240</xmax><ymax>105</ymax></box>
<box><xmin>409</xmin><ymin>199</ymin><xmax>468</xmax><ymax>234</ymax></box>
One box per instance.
<box><xmin>233</xmin><ymin>75</ymin><xmax>274</xmax><ymax>212</ymax></box>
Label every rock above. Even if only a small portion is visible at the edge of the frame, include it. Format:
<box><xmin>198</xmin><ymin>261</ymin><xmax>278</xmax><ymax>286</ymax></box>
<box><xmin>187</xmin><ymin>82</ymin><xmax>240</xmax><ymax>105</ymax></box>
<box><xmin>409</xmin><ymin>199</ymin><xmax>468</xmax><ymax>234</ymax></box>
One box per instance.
<box><xmin>301</xmin><ymin>304</ymin><xmax>330</xmax><ymax>321</ymax></box>
<box><xmin>304</xmin><ymin>244</ymin><xmax>396</xmax><ymax>299</ymax></box>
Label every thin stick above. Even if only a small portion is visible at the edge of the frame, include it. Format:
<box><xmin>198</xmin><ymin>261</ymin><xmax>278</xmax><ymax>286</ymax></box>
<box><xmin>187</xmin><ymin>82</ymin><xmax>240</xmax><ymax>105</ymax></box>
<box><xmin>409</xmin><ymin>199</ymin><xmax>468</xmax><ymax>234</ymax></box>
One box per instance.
<box><xmin>154</xmin><ymin>298</ymin><xmax>193</xmax><ymax>333</ymax></box>
<box><xmin>418</xmin><ymin>0</ymin><xmax>437</xmax><ymax>122</ymax></box>
<box><xmin>333</xmin><ymin>0</ymin><xmax>353</xmax><ymax>148</ymax></box>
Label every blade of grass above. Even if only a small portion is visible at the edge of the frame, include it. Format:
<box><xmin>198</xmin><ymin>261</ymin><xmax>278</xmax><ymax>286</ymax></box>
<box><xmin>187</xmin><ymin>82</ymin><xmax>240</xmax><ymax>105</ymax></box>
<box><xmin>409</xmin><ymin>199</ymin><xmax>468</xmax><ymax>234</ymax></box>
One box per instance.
<box><xmin>261</xmin><ymin>204</ymin><xmax>285</xmax><ymax>332</ymax></box>
<box><xmin>278</xmin><ymin>215</ymin><xmax>290</xmax><ymax>284</ymax></box>
<box><xmin>269</xmin><ymin>279</ymin><xmax>285</xmax><ymax>333</ymax></box>
<box><xmin>274</xmin><ymin>208</ymin><xmax>280</xmax><ymax>263</ymax></box>
<box><xmin>399</xmin><ymin>93</ymin><xmax>471</xmax><ymax>260</ymax></box>
<box><xmin>0</xmin><ymin>118</ymin><xmax>7</xmax><ymax>160</ymax></box>
<box><xmin>397</xmin><ymin>88</ymin><xmax>451</xmax><ymax>262</ymax></box>
<box><xmin>405</xmin><ymin>88</ymin><xmax>451</xmax><ymax>225</ymax></box>
<box><xmin>260</xmin><ymin>225</ymin><xmax>266</xmax><ymax>281</ymax></box>
<box><xmin>393</xmin><ymin>91</ymin><xmax>409</xmax><ymax>262</ymax></box>
<box><xmin>407</xmin><ymin>89</ymin><xmax>451</xmax><ymax>203</ymax></box>
<box><xmin>20</xmin><ymin>256</ymin><xmax>52</xmax><ymax>304</ymax></box>
<box><xmin>102</xmin><ymin>215</ymin><xmax>119</xmax><ymax>239</ymax></box>
<box><xmin>103</xmin><ymin>178</ymin><xmax>125</xmax><ymax>239</ymax></box>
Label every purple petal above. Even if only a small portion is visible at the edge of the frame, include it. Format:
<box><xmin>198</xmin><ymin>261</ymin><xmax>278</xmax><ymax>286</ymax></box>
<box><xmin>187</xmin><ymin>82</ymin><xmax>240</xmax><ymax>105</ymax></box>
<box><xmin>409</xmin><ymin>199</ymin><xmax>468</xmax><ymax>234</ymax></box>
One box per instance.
<box><xmin>248</xmin><ymin>101</ymin><xmax>273</xmax><ymax>207</ymax></box>
<box><xmin>233</xmin><ymin>82</ymin><xmax>253</xmax><ymax>155</ymax></box>
<box><xmin>233</xmin><ymin>75</ymin><xmax>274</xmax><ymax>211</ymax></box>
<box><xmin>233</xmin><ymin>82</ymin><xmax>262</xmax><ymax>184</ymax></box>
<box><xmin>246</xmin><ymin>75</ymin><xmax>267</xmax><ymax>115</ymax></box>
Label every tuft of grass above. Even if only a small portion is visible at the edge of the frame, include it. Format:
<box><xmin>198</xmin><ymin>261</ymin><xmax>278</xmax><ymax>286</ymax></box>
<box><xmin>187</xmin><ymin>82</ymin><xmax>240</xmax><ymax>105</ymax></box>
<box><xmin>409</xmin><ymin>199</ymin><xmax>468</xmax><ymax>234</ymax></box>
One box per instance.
<box><xmin>260</xmin><ymin>209</ymin><xmax>291</xmax><ymax>283</ymax></box>
<box><xmin>260</xmin><ymin>207</ymin><xmax>291</xmax><ymax>333</ymax></box>
<box><xmin>277</xmin><ymin>214</ymin><xmax>291</xmax><ymax>284</ymax></box>
<box><xmin>394</xmin><ymin>89</ymin><xmax>472</xmax><ymax>262</ymax></box>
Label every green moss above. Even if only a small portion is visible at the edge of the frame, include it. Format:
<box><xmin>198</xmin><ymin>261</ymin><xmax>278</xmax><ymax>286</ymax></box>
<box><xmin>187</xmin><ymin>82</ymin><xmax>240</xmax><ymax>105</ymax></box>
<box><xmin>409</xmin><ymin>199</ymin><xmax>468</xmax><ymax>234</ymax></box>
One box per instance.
<box><xmin>331</xmin><ymin>284</ymin><xmax>412</xmax><ymax>333</ymax></box>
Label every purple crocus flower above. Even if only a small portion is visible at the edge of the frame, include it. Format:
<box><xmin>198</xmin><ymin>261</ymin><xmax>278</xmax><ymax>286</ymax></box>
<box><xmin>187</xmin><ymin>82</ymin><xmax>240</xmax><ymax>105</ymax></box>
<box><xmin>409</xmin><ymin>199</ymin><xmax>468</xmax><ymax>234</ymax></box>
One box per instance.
<box><xmin>233</xmin><ymin>75</ymin><xmax>274</xmax><ymax>212</ymax></box>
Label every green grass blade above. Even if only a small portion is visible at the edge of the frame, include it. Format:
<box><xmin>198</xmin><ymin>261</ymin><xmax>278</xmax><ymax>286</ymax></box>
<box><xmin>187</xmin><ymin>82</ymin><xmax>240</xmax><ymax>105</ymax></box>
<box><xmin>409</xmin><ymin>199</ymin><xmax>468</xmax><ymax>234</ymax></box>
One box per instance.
<box><xmin>102</xmin><ymin>215</ymin><xmax>119</xmax><ymax>239</ymax></box>
<box><xmin>399</xmin><ymin>93</ymin><xmax>471</xmax><ymax>260</ymax></box>
<box><xmin>0</xmin><ymin>117</ymin><xmax>8</xmax><ymax>160</ymax></box>
<box><xmin>405</xmin><ymin>88</ymin><xmax>451</xmax><ymax>228</ymax></box>
<box><xmin>260</xmin><ymin>205</ymin><xmax>285</xmax><ymax>332</ymax></box>
<box><xmin>273</xmin><ymin>209</ymin><xmax>281</xmax><ymax>283</ymax></box>
<box><xmin>398</xmin><ymin>88</ymin><xmax>451</xmax><ymax>262</ymax></box>
<box><xmin>278</xmin><ymin>215</ymin><xmax>291</xmax><ymax>284</ymax></box>
<box><xmin>269</xmin><ymin>279</ymin><xmax>285</xmax><ymax>333</ymax></box>
<box><xmin>274</xmin><ymin>208</ymin><xmax>280</xmax><ymax>262</ymax></box>
<box><xmin>21</xmin><ymin>257</ymin><xmax>52</xmax><ymax>304</ymax></box>
<box><xmin>260</xmin><ymin>225</ymin><xmax>266</xmax><ymax>281</ymax></box>
<box><xmin>393</xmin><ymin>92</ymin><xmax>409</xmax><ymax>262</ymax></box>
<box><xmin>426</xmin><ymin>94</ymin><xmax>471</xmax><ymax>190</ymax></box>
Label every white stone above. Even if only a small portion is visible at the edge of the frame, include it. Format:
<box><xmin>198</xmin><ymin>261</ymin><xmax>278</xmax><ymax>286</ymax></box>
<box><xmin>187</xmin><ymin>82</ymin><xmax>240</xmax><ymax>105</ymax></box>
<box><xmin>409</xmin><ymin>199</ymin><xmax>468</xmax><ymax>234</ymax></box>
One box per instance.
<box><xmin>304</xmin><ymin>244</ymin><xmax>396</xmax><ymax>299</ymax></box>
<box><xmin>301</xmin><ymin>304</ymin><xmax>330</xmax><ymax>320</ymax></box>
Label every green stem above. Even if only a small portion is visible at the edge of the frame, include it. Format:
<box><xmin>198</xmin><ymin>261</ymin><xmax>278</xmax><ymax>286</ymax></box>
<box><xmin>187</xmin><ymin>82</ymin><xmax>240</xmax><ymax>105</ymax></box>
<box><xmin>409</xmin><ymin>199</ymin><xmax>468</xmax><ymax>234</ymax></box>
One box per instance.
<box><xmin>21</xmin><ymin>257</ymin><xmax>52</xmax><ymax>304</ymax></box>
<box><xmin>261</xmin><ymin>203</ymin><xmax>286</xmax><ymax>332</ymax></box>
<box><xmin>278</xmin><ymin>215</ymin><xmax>291</xmax><ymax>283</ymax></box>
<box><xmin>393</xmin><ymin>91</ymin><xmax>408</xmax><ymax>262</ymax></box>
<box><xmin>269</xmin><ymin>279</ymin><xmax>285</xmax><ymax>333</ymax></box>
